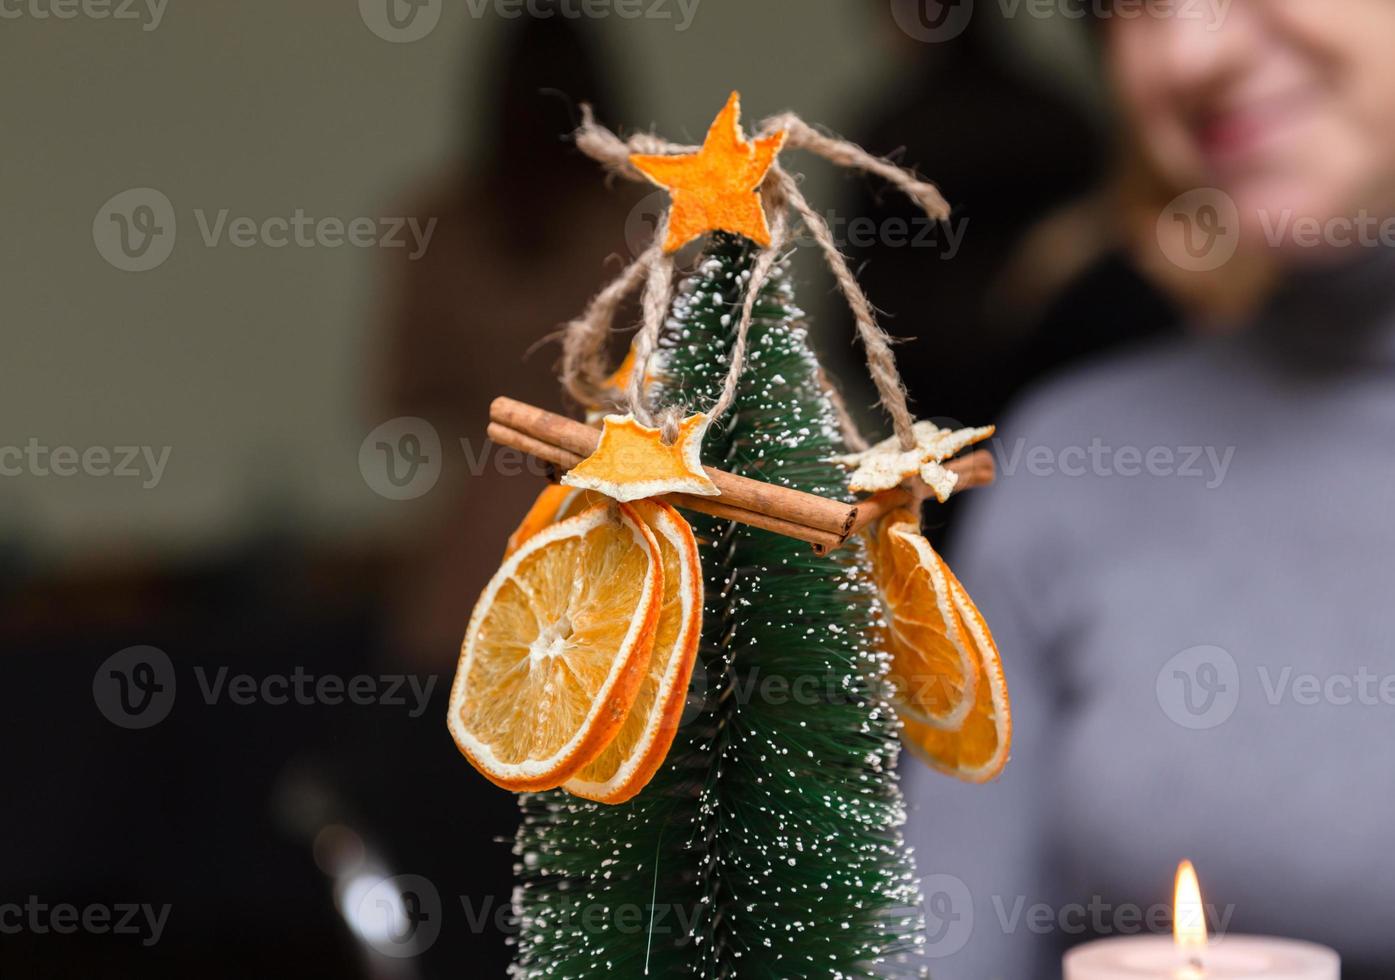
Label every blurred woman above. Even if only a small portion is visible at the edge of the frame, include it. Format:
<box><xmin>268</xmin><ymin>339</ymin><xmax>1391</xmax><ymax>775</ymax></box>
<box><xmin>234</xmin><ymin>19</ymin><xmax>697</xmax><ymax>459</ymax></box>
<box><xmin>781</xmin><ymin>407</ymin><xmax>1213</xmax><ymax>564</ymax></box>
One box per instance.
<box><xmin>905</xmin><ymin>3</ymin><xmax>1395</xmax><ymax>977</ymax></box>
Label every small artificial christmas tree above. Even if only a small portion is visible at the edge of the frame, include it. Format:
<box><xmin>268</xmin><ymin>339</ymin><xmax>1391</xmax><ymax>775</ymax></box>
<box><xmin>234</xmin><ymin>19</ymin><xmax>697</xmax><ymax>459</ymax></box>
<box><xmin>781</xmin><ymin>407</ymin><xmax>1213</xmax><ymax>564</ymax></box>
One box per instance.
<box><xmin>447</xmin><ymin>91</ymin><xmax>1010</xmax><ymax>980</ymax></box>
<box><xmin>512</xmin><ymin>232</ymin><xmax>923</xmax><ymax>977</ymax></box>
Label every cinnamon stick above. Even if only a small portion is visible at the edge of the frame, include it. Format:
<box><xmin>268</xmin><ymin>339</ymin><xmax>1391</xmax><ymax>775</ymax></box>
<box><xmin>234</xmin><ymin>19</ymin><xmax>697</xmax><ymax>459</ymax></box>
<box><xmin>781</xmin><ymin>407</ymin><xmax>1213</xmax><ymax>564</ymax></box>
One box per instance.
<box><xmin>665</xmin><ymin>493</ymin><xmax>843</xmax><ymax>551</ymax></box>
<box><xmin>490</xmin><ymin>396</ymin><xmax>857</xmax><ymax>538</ymax></box>
<box><xmin>843</xmin><ymin>450</ymin><xmax>996</xmax><ymax>540</ymax></box>
<box><xmin>486</xmin><ymin>422</ymin><xmax>582</xmax><ymax>472</ymax></box>
<box><xmin>488</xmin><ymin>400</ymin><xmax>996</xmax><ymax>555</ymax></box>
<box><xmin>488</xmin><ymin>422</ymin><xmax>842</xmax><ymax>550</ymax></box>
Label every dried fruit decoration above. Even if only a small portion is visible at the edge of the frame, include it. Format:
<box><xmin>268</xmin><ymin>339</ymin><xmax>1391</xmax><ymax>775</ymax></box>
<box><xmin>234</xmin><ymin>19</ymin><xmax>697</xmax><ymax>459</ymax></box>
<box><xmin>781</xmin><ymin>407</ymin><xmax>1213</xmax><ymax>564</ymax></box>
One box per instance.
<box><xmin>447</xmin><ymin>92</ymin><xmax>1012</xmax><ymax>977</ymax></box>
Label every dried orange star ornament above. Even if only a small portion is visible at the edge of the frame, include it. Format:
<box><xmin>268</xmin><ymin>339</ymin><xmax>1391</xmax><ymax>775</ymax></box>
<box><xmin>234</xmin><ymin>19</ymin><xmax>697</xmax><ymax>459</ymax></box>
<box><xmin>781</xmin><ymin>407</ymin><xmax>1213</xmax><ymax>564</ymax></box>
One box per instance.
<box><xmin>562</xmin><ymin>412</ymin><xmax>720</xmax><ymax>502</ymax></box>
<box><xmin>630</xmin><ymin>91</ymin><xmax>786</xmax><ymax>253</ymax></box>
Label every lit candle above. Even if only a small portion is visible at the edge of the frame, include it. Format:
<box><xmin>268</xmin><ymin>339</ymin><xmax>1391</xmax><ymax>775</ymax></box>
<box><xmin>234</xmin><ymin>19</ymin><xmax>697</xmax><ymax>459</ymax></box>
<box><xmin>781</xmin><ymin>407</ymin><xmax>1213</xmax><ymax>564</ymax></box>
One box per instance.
<box><xmin>1064</xmin><ymin>861</ymin><xmax>1339</xmax><ymax>980</ymax></box>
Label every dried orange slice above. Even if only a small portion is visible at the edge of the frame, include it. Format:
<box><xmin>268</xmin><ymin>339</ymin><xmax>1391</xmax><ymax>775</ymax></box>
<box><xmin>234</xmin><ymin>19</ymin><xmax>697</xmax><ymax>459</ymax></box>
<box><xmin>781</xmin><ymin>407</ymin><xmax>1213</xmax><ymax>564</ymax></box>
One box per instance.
<box><xmin>562</xmin><ymin>412</ymin><xmax>719</xmax><ymax>502</ymax></box>
<box><xmin>447</xmin><ymin>503</ymin><xmax>663</xmax><ymax>791</ymax></box>
<box><xmin>866</xmin><ymin>508</ymin><xmax>975</xmax><ymax>730</ymax></box>
<box><xmin>504</xmin><ymin>485</ymin><xmax>596</xmax><ymax>557</ymax></box>
<box><xmin>898</xmin><ymin>557</ymin><xmax>1012</xmax><ymax>784</ymax></box>
<box><xmin>564</xmin><ymin>500</ymin><xmax>703</xmax><ymax>804</ymax></box>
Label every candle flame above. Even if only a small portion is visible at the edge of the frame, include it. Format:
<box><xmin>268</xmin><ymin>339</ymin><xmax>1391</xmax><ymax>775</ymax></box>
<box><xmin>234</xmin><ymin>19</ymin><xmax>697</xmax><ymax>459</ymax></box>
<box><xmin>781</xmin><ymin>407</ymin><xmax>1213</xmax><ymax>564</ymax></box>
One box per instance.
<box><xmin>1174</xmin><ymin>859</ymin><xmax>1208</xmax><ymax>951</ymax></box>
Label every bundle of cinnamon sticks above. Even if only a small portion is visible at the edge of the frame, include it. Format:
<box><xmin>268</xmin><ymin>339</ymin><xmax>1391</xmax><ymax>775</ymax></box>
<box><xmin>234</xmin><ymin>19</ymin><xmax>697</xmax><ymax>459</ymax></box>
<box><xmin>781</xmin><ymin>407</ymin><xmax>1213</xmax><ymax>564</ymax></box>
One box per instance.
<box><xmin>487</xmin><ymin>397</ymin><xmax>993</xmax><ymax>555</ymax></box>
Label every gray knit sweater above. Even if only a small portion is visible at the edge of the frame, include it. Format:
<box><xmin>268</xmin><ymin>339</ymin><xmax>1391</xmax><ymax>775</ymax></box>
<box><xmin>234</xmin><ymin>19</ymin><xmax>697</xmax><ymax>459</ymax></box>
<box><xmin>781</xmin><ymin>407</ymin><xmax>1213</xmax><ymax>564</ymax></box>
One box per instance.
<box><xmin>903</xmin><ymin>255</ymin><xmax>1395</xmax><ymax>979</ymax></box>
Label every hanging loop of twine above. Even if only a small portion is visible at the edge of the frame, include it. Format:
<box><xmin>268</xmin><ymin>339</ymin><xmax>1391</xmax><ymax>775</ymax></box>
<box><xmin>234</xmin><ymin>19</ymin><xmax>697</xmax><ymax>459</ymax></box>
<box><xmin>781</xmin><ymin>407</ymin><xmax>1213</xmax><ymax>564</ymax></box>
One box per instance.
<box><xmin>626</xmin><ymin>212</ymin><xmax>677</xmax><ymax>432</ymax></box>
<box><xmin>564</xmin><ymin>104</ymin><xmax>950</xmax><ymax>452</ymax></box>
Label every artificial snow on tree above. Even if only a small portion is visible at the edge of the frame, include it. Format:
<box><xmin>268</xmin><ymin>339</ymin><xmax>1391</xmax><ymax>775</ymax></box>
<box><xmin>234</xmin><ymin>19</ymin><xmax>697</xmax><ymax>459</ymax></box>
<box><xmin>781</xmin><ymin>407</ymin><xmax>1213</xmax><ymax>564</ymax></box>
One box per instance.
<box><xmin>512</xmin><ymin>233</ymin><xmax>923</xmax><ymax>977</ymax></box>
<box><xmin>447</xmin><ymin>92</ymin><xmax>1011</xmax><ymax>979</ymax></box>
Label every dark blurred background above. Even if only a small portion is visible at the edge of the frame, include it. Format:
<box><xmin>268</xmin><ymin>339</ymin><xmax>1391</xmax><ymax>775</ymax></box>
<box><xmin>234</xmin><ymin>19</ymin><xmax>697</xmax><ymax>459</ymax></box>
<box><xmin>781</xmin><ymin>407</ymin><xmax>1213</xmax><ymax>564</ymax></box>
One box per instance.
<box><xmin>0</xmin><ymin>1</ymin><xmax>1217</xmax><ymax>976</ymax></box>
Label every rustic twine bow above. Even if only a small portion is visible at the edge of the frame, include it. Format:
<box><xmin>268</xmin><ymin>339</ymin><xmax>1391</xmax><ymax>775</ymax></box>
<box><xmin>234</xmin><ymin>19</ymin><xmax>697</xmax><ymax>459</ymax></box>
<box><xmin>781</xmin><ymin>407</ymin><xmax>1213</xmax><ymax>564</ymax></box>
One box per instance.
<box><xmin>559</xmin><ymin>105</ymin><xmax>951</xmax><ymax>453</ymax></box>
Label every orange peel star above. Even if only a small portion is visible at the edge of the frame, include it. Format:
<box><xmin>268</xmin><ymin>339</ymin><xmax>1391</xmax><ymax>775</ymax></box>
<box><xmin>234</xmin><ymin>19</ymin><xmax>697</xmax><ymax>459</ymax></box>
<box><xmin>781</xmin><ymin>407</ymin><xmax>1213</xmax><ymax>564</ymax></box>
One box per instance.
<box><xmin>563</xmin><ymin>412</ymin><xmax>720</xmax><ymax>502</ymax></box>
<box><xmin>630</xmin><ymin>91</ymin><xmax>786</xmax><ymax>253</ymax></box>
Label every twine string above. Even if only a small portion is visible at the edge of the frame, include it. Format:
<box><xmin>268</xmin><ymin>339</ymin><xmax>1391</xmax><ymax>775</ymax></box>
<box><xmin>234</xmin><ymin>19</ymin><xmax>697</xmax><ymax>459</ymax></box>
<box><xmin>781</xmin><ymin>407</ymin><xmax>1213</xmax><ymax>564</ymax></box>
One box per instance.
<box><xmin>772</xmin><ymin>167</ymin><xmax>918</xmax><ymax>451</ymax></box>
<box><xmin>708</xmin><ymin>197</ymin><xmax>790</xmax><ymax>424</ymax></box>
<box><xmin>626</xmin><ymin>213</ymin><xmax>676</xmax><ymax>431</ymax></box>
<box><xmin>761</xmin><ymin>113</ymin><xmax>950</xmax><ymax>223</ymax></box>
<box><xmin>560</xmin><ymin>243</ymin><xmax>658</xmax><ymax>409</ymax></box>
<box><xmin>565</xmin><ymin>105</ymin><xmax>948</xmax><ymax>451</ymax></box>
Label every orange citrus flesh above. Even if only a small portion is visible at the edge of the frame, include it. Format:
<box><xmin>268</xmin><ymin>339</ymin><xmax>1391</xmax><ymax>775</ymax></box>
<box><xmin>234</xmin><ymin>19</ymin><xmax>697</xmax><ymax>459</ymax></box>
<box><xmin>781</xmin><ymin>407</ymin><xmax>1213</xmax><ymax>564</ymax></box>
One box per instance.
<box><xmin>898</xmin><ymin>556</ymin><xmax>1012</xmax><ymax>783</ymax></box>
<box><xmin>866</xmin><ymin>508</ymin><xmax>975</xmax><ymax>729</ymax></box>
<box><xmin>447</xmin><ymin>503</ymin><xmax>663</xmax><ymax>791</ymax></box>
<box><xmin>564</xmin><ymin>500</ymin><xmax>703</xmax><ymax>804</ymax></box>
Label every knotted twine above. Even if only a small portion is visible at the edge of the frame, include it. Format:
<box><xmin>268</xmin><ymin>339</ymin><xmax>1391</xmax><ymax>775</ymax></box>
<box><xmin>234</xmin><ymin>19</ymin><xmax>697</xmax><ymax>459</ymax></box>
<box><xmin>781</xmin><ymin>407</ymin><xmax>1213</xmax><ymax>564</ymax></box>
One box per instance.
<box><xmin>560</xmin><ymin>105</ymin><xmax>951</xmax><ymax>453</ymax></box>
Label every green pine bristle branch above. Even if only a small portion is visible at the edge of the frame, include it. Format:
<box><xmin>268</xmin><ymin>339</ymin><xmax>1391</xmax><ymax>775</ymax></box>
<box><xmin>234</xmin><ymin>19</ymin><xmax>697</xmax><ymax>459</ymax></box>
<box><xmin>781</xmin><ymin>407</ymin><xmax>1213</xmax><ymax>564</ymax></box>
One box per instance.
<box><xmin>512</xmin><ymin>233</ymin><xmax>924</xmax><ymax>978</ymax></box>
